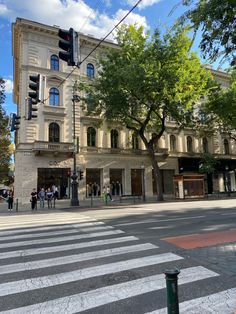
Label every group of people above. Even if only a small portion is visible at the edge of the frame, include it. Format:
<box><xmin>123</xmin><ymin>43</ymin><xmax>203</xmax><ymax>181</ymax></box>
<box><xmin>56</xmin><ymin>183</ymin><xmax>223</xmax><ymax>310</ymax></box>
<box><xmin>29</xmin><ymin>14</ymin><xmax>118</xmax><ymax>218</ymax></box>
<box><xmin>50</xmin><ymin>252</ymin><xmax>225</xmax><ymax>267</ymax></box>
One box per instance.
<box><xmin>86</xmin><ymin>181</ymin><xmax>123</xmax><ymax>199</ymax></box>
<box><xmin>0</xmin><ymin>189</ymin><xmax>14</xmax><ymax>211</ymax></box>
<box><xmin>31</xmin><ymin>185</ymin><xmax>59</xmax><ymax>210</ymax></box>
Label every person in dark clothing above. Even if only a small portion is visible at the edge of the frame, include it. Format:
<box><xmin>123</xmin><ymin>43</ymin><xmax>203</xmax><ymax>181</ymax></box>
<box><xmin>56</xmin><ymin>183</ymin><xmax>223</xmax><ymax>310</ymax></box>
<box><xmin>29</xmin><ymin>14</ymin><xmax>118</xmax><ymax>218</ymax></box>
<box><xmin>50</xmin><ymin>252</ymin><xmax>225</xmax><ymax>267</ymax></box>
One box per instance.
<box><xmin>31</xmin><ymin>188</ymin><xmax>37</xmax><ymax>210</ymax></box>
<box><xmin>7</xmin><ymin>190</ymin><xmax>14</xmax><ymax>211</ymax></box>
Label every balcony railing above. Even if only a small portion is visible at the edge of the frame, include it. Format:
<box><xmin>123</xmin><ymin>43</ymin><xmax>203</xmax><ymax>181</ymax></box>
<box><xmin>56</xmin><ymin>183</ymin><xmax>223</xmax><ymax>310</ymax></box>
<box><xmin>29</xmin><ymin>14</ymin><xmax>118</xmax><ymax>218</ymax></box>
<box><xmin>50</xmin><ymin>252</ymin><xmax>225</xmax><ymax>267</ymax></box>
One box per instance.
<box><xmin>32</xmin><ymin>141</ymin><xmax>74</xmax><ymax>155</ymax></box>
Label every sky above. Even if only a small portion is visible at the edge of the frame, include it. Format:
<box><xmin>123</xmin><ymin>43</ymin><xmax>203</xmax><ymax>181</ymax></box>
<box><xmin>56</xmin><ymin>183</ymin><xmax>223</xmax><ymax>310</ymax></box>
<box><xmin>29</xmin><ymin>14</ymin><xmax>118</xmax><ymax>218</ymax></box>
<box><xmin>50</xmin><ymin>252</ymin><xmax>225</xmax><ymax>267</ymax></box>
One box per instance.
<box><xmin>0</xmin><ymin>0</ymin><xmax>213</xmax><ymax>115</ymax></box>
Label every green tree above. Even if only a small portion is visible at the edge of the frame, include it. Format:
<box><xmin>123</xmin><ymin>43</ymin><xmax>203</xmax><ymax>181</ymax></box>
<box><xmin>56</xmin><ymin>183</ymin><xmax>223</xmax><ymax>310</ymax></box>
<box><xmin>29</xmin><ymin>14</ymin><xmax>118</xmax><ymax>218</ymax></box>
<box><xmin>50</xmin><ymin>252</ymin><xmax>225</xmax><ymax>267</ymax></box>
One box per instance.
<box><xmin>204</xmin><ymin>70</ymin><xmax>236</xmax><ymax>137</ymax></box>
<box><xmin>199</xmin><ymin>153</ymin><xmax>218</xmax><ymax>174</ymax></box>
<box><xmin>181</xmin><ymin>0</ymin><xmax>236</xmax><ymax>66</ymax></box>
<box><xmin>0</xmin><ymin>78</ymin><xmax>12</xmax><ymax>185</ymax></box>
<box><xmin>80</xmin><ymin>25</ymin><xmax>216</xmax><ymax>201</ymax></box>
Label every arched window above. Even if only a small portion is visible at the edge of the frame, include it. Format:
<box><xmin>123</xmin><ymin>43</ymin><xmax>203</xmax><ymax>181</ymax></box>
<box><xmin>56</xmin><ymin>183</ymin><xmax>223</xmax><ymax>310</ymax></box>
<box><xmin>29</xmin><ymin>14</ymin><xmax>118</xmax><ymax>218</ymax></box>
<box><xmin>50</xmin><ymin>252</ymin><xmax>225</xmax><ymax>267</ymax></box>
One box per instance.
<box><xmin>87</xmin><ymin>63</ymin><xmax>94</xmax><ymax>79</ymax></box>
<box><xmin>132</xmin><ymin>133</ymin><xmax>139</xmax><ymax>149</ymax></box>
<box><xmin>187</xmin><ymin>136</ymin><xmax>193</xmax><ymax>152</ymax></box>
<box><xmin>50</xmin><ymin>55</ymin><xmax>59</xmax><ymax>71</ymax></box>
<box><xmin>49</xmin><ymin>122</ymin><xmax>60</xmax><ymax>142</ymax></box>
<box><xmin>203</xmin><ymin>137</ymin><xmax>208</xmax><ymax>153</ymax></box>
<box><xmin>111</xmin><ymin>129</ymin><xmax>119</xmax><ymax>148</ymax></box>
<box><xmin>170</xmin><ymin>135</ymin><xmax>176</xmax><ymax>151</ymax></box>
<box><xmin>87</xmin><ymin>127</ymin><xmax>96</xmax><ymax>147</ymax></box>
<box><xmin>224</xmin><ymin>139</ymin><xmax>229</xmax><ymax>154</ymax></box>
<box><xmin>49</xmin><ymin>87</ymin><xmax>60</xmax><ymax>106</ymax></box>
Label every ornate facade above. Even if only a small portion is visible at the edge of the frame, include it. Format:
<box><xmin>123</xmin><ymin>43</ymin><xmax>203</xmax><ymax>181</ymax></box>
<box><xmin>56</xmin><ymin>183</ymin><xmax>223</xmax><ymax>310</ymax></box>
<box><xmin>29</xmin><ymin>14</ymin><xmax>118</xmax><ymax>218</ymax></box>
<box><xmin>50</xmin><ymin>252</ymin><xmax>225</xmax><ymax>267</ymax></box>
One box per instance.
<box><xmin>12</xmin><ymin>18</ymin><xmax>236</xmax><ymax>204</ymax></box>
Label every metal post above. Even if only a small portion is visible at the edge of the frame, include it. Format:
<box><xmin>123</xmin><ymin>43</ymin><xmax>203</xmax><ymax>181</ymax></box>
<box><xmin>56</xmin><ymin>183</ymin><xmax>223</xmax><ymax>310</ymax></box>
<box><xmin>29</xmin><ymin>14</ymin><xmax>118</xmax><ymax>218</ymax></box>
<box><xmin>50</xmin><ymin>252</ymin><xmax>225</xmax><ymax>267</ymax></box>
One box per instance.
<box><xmin>71</xmin><ymin>93</ymin><xmax>80</xmax><ymax>206</ymax></box>
<box><xmin>90</xmin><ymin>192</ymin><xmax>93</xmax><ymax>207</ymax></box>
<box><xmin>141</xmin><ymin>164</ymin><xmax>146</xmax><ymax>202</ymax></box>
<box><xmin>164</xmin><ymin>269</ymin><xmax>180</xmax><ymax>314</ymax></box>
<box><xmin>16</xmin><ymin>198</ymin><xmax>18</xmax><ymax>212</ymax></box>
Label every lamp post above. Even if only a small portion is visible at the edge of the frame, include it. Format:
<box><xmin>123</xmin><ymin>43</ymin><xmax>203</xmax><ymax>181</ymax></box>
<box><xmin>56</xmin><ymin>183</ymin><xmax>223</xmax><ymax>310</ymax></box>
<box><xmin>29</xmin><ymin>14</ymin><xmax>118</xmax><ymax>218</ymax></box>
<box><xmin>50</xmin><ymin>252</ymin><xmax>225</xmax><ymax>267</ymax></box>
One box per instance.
<box><xmin>71</xmin><ymin>90</ymin><xmax>80</xmax><ymax>206</ymax></box>
<box><xmin>141</xmin><ymin>163</ymin><xmax>146</xmax><ymax>202</ymax></box>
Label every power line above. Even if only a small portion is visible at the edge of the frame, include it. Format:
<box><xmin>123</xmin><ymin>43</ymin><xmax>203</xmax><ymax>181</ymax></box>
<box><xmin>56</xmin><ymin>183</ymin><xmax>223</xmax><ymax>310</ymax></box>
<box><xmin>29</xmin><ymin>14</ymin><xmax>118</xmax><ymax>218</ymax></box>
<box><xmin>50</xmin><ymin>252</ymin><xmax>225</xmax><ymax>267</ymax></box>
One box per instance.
<box><xmin>42</xmin><ymin>0</ymin><xmax>143</xmax><ymax>104</ymax></box>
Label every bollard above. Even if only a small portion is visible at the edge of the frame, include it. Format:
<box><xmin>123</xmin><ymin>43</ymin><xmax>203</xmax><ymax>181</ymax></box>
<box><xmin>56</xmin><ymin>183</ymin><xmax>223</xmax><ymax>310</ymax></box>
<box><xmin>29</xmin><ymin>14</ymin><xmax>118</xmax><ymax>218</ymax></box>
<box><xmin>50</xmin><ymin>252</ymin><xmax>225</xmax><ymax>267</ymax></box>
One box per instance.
<box><xmin>164</xmin><ymin>269</ymin><xmax>180</xmax><ymax>314</ymax></box>
<box><xmin>90</xmin><ymin>193</ymin><xmax>93</xmax><ymax>207</ymax></box>
<box><xmin>16</xmin><ymin>198</ymin><xmax>18</xmax><ymax>212</ymax></box>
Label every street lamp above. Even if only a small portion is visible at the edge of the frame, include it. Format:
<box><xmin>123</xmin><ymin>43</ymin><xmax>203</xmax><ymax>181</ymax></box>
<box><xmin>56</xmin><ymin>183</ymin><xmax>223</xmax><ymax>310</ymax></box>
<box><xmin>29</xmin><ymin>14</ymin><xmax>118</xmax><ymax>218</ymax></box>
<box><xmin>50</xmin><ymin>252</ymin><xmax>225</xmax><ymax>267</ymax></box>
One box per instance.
<box><xmin>71</xmin><ymin>89</ymin><xmax>80</xmax><ymax>206</ymax></box>
<box><xmin>141</xmin><ymin>163</ymin><xmax>146</xmax><ymax>202</ymax></box>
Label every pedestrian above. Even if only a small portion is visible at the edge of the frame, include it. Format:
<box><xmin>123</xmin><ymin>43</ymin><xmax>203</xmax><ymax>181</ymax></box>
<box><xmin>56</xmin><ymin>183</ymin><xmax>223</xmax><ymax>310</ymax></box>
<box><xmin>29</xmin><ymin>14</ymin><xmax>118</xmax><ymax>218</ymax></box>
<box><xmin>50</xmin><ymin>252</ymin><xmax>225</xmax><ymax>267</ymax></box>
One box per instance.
<box><xmin>31</xmin><ymin>188</ymin><xmax>37</xmax><ymax>210</ymax></box>
<box><xmin>106</xmin><ymin>185</ymin><xmax>113</xmax><ymax>201</ymax></box>
<box><xmin>46</xmin><ymin>188</ymin><xmax>53</xmax><ymax>208</ymax></box>
<box><xmin>7</xmin><ymin>189</ymin><xmax>14</xmax><ymax>212</ymax></box>
<box><xmin>38</xmin><ymin>188</ymin><xmax>45</xmax><ymax>208</ymax></box>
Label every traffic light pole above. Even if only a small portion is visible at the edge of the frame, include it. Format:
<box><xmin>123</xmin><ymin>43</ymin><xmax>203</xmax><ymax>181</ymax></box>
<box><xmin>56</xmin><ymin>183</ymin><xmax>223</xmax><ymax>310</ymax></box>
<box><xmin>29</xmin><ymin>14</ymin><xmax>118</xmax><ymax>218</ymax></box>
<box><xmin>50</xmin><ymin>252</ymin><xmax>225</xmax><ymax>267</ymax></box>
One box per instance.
<box><xmin>71</xmin><ymin>93</ymin><xmax>80</xmax><ymax>206</ymax></box>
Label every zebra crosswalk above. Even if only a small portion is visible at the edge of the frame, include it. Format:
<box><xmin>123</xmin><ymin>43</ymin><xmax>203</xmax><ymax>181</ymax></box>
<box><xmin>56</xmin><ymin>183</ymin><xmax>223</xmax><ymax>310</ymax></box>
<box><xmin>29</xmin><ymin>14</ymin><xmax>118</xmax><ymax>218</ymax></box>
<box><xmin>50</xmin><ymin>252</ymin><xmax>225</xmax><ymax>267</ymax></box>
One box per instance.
<box><xmin>0</xmin><ymin>212</ymin><xmax>235</xmax><ymax>313</ymax></box>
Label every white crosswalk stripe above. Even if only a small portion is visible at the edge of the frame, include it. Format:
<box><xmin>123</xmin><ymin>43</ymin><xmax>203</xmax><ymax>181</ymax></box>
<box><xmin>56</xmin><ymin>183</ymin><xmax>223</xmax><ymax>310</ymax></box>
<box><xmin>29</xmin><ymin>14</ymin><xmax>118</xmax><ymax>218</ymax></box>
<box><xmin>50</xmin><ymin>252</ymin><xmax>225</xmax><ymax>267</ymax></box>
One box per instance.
<box><xmin>0</xmin><ymin>212</ymin><xmax>235</xmax><ymax>314</ymax></box>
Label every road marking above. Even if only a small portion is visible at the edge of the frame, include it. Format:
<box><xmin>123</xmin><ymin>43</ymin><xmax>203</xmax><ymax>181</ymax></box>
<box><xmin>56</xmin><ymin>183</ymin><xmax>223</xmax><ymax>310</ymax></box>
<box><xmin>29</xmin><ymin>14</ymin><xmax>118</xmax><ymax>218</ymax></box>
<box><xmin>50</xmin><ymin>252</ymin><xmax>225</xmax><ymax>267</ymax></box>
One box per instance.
<box><xmin>1</xmin><ymin>266</ymin><xmax>218</xmax><ymax>313</ymax></box>
<box><xmin>0</xmin><ymin>225</ymin><xmax>114</xmax><ymax>241</ymax></box>
<box><xmin>162</xmin><ymin>229</ymin><xmax>236</xmax><ymax>249</ymax></box>
<box><xmin>0</xmin><ymin>243</ymin><xmax>158</xmax><ymax>275</ymax></box>
<box><xmin>0</xmin><ymin>253</ymin><xmax>183</xmax><ymax>297</ymax></box>
<box><xmin>147</xmin><ymin>288</ymin><xmax>236</xmax><ymax>314</ymax></box>
<box><xmin>115</xmin><ymin>216</ymin><xmax>205</xmax><ymax>227</ymax></box>
<box><xmin>0</xmin><ymin>236</ymin><xmax>139</xmax><ymax>260</ymax></box>
<box><xmin>0</xmin><ymin>221</ymin><xmax>104</xmax><ymax>237</ymax></box>
<box><xmin>0</xmin><ymin>230</ymin><xmax>124</xmax><ymax>249</ymax></box>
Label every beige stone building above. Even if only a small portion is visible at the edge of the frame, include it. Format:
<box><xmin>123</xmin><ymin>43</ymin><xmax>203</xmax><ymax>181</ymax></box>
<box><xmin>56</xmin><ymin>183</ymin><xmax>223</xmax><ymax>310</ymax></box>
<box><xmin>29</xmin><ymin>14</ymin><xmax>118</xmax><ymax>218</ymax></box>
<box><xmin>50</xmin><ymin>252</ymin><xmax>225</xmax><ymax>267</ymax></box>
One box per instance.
<box><xmin>12</xmin><ymin>18</ymin><xmax>236</xmax><ymax>204</ymax></box>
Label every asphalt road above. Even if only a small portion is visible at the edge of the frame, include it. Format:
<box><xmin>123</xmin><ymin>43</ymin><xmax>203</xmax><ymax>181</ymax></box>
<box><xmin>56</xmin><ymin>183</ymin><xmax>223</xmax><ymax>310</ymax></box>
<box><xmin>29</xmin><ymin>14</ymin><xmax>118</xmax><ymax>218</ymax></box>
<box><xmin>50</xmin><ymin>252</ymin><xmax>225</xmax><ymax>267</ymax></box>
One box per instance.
<box><xmin>0</xmin><ymin>199</ymin><xmax>236</xmax><ymax>313</ymax></box>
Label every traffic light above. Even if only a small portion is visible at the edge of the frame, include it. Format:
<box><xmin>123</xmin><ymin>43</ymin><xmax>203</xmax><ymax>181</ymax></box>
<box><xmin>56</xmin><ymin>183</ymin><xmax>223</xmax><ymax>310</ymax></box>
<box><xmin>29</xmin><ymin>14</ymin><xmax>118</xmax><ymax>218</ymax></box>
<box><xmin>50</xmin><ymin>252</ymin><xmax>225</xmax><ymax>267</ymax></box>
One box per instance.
<box><xmin>79</xmin><ymin>170</ymin><xmax>84</xmax><ymax>180</ymax></box>
<box><xmin>58</xmin><ymin>28</ymin><xmax>78</xmax><ymax>66</ymax></box>
<box><xmin>10</xmin><ymin>113</ymin><xmax>20</xmax><ymax>132</ymax></box>
<box><xmin>28</xmin><ymin>74</ymin><xmax>42</xmax><ymax>104</ymax></box>
<box><xmin>27</xmin><ymin>98</ymin><xmax>38</xmax><ymax>120</ymax></box>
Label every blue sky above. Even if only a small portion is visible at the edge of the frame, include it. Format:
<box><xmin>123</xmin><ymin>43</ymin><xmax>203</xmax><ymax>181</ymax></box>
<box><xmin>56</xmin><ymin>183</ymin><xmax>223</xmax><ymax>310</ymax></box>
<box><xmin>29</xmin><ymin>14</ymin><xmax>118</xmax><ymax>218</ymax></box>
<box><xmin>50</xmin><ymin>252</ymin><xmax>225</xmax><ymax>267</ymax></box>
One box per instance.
<box><xmin>0</xmin><ymin>0</ymin><xmax>213</xmax><ymax>115</ymax></box>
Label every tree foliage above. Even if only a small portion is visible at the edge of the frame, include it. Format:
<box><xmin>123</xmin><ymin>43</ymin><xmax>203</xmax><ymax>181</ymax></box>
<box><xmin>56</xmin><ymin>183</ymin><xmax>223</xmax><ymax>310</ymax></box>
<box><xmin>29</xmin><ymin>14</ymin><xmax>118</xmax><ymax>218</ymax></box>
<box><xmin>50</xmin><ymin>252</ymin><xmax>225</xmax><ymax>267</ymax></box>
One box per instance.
<box><xmin>199</xmin><ymin>153</ymin><xmax>218</xmax><ymax>174</ymax></box>
<box><xmin>181</xmin><ymin>0</ymin><xmax>236</xmax><ymax>66</ymax></box>
<box><xmin>0</xmin><ymin>78</ymin><xmax>12</xmax><ymax>185</ymax></box>
<box><xmin>203</xmin><ymin>70</ymin><xmax>236</xmax><ymax>138</ymax></box>
<box><xmin>80</xmin><ymin>25</ymin><xmax>217</xmax><ymax>200</ymax></box>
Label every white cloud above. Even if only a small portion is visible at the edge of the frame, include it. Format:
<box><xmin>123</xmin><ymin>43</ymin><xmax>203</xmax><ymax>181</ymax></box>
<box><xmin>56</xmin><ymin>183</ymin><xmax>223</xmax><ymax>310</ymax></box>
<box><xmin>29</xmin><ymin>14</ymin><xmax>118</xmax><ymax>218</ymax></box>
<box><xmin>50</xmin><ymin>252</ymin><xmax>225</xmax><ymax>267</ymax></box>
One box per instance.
<box><xmin>0</xmin><ymin>0</ymin><xmax>149</xmax><ymax>40</ymax></box>
<box><xmin>126</xmin><ymin>0</ymin><xmax>162</xmax><ymax>10</ymax></box>
<box><xmin>4</xmin><ymin>79</ymin><xmax>13</xmax><ymax>93</ymax></box>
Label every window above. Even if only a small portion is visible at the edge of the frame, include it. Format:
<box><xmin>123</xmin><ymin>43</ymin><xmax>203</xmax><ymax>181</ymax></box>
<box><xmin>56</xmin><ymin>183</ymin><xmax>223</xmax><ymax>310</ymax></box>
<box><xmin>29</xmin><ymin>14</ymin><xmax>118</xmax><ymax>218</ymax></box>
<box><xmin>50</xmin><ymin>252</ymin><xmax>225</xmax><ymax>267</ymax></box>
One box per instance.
<box><xmin>87</xmin><ymin>127</ymin><xmax>96</xmax><ymax>147</ymax></box>
<box><xmin>87</xmin><ymin>63</ymin><xmax>94</xmax><ymax>79</ymax></box>
<box><xmin>49</xmin><ymin>88</ymin><xmax>60</xmax><ymax>106</ymax></box>
<box><xmin>50</xmin><ymin>55</ymin><xmax>59</xmax><ymax>71</ymax></box>
<box><xmin>132</xmin><ymin>133</ymin><xmax>139</xmax><ymax>149</ymax></box>
<box><xmin>170</xmin><ymin>135</ymin><xmax>176</xmax><ymax>151</ymax></box>
<box><xmin>203</xmin><ymin>137</ymin><xmax>208</xmax><ymax>153</ymax></box>
<box><xmin>187</xmin><ymin>136</ymin><xmax>193</xmax><ymax>152</ymax></box>
<box><xmin>224</xmin><ymin>139</ymin><xmax>229</xmax><ymax>154</ymax></box>
<box><xmin>49</xmin><ymin>123</ymin><xmax>60</xmax><ymax>142</ymax></box>
<box><xmin>111</xmin><ymin>129</ymin><xmax>119</xmax><ymax>148</ymax></box>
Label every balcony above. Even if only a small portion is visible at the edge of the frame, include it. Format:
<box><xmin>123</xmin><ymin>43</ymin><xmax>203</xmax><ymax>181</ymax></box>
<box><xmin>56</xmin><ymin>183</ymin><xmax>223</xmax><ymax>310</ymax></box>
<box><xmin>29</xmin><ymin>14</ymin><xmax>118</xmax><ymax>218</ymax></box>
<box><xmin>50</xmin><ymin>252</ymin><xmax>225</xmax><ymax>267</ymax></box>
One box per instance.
<box><xmin>32</xmin><ymin>141</ymin><xmax>74</xmax><ymax>156</ymax></box>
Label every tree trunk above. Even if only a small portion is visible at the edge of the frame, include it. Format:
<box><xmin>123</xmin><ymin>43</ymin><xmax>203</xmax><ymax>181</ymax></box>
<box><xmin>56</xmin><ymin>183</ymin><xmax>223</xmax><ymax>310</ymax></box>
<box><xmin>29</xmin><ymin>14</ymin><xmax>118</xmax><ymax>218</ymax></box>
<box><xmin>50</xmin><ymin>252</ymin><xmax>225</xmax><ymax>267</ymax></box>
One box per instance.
<box><xmin>147</xmin><ymin>146</ymin><xmax>164</xmax><ymax>201</ymax></box>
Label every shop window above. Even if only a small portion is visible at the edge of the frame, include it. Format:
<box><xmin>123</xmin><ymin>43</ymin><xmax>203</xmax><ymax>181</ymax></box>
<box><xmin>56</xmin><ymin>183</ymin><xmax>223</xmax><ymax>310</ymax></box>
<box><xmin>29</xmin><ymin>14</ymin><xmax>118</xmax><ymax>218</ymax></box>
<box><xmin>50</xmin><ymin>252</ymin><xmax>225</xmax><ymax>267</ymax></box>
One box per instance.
<box><xmin>87</xmin><ymin>127</ymin><xmax>96</xmax><ymax>147</ymax></box>
<box><xmin>111</xmin><ymin>129</ymin><xmax>119</xmax><ymax>148</ymax></box>
<box><xmin>49</xmin><ymin>122</ymin><xmax>60</xmax><ymax>142</ymax></box>
<box><xmin>50</xmin><ymin>55</ymin><xmax>59</xmax><ymax>71</ymax></box>
<box><xmin>49</xmin><ymin>87</ymin><xmax>60</xmax><ymax>106</ymax></box>
<box><xmin>132</xmin><ymin>133</ymin><xmax>139</xmax><ymax>149</ymax></box>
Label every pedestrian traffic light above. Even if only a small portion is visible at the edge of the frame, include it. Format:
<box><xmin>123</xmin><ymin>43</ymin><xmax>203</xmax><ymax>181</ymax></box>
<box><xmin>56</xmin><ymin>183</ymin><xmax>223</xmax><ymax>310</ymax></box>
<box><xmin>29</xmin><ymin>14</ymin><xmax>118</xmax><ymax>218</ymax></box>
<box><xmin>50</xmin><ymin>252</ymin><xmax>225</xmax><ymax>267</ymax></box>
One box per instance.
<box><xmin>10</xmin><ymin>113</ymin><xmax>21</xmax><ymax>132</ymax></box>
<box><xmin>79</xmin><ymin>170</ymin><xmax>84</xmax><ymax>180</ymax></box>
<box><xmin>28</xmin><ymin>74</ymin><xmax>42</xmax><ymax>103</ymax></box>
<box><xmin>27</xmin><ymin>98</ymin><xmax>38</xmax><ymax>120</ymax></box>
<box><xmin>58</xmin><ymin>28</ymin><xmax>78</xmax><ymax>66</ymax></box>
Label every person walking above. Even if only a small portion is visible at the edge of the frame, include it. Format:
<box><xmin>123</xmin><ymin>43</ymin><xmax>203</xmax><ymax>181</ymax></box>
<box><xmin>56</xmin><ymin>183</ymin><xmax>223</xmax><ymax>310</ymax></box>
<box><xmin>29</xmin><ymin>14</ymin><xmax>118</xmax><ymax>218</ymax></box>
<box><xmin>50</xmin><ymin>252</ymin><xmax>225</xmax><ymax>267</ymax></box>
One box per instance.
<box><xmin>46</xmin><ymin>188</ymin><xmax>53</xmax><ymax>208</ymax></box>
<box><xmin>31</xmin><ymin>188</ymin><xmax>37</xmax><ymax>210</ymax></box>
<box><xmin>106</xmin><ymin>185</ymin><xmax>113</xmax><ymax>201</ymax></box>
<box><xmin>7</xmin><ymin>189</ymin><xmax>14</xmax><ymax>212</ymax></box>
<box><xmin>38</xmin><ymin>188</ymin><xmax>45</xmax><ymax>208</ymax></box>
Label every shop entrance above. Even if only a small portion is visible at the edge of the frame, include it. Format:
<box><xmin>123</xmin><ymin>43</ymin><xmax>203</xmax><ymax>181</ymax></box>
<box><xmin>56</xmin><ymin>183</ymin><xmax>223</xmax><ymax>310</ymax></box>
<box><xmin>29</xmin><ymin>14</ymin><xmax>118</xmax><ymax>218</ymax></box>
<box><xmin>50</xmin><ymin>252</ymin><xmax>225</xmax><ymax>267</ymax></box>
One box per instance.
<box><xmin>131</xmin><ymin>169</ymin><xmax>142</xmax><ymax>195</ymax></box>
<box><xmin>37</xmin><ymin>168</ymin><xmax>70</xmax><ymax>199</ymax></box>
<box><xmin>109</xmin><ymin>169</ymin><xmax>123</xmax><ymax>195</ymax></box>
<box><xmin>86</xmin><ymin>168</ymin><xmax>101</xmax><ymax>197</ymax></box>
